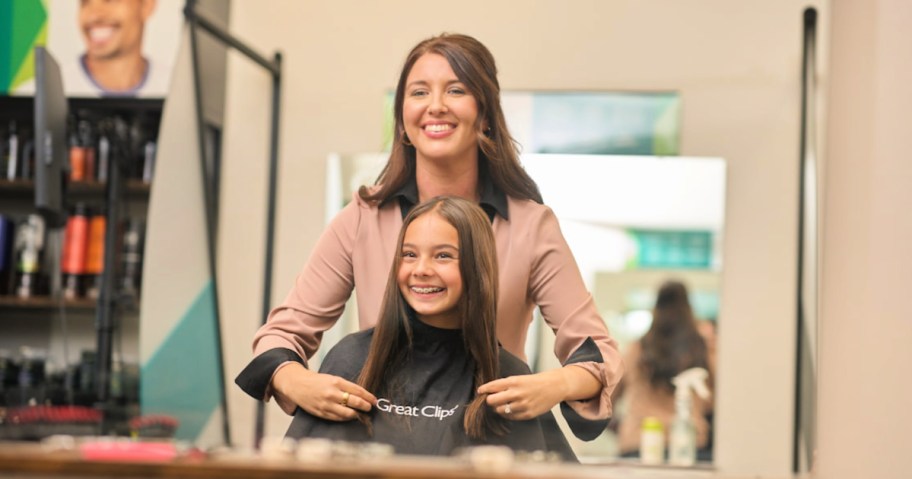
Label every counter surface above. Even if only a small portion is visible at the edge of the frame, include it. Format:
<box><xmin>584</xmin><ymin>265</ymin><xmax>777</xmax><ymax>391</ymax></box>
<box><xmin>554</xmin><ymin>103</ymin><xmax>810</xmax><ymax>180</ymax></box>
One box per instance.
<box><xmin>0</xmin><ymin>442</ymin><xmax>773</xmax><ymax>479</ymax></box>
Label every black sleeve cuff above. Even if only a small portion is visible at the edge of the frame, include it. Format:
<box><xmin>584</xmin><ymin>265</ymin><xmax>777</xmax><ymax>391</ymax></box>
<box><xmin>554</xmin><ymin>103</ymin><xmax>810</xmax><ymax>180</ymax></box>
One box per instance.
<box><xmin>559</xmin><ymin>337</ymin><xmax>610</xmax><ymax>441</ymax></box>
<box><xmin>235</xmin><ymin>348</ymin><xmax>305</xmax><ymax>401</ymax></box>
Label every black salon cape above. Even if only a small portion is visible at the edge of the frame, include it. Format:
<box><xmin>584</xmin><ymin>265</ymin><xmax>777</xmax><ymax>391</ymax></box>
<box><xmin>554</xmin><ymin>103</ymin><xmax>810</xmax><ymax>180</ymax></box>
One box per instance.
<box><xmin>284</xmin><ymin>315</ymin><xmax>597</xmax><ymax>461</ymax></box>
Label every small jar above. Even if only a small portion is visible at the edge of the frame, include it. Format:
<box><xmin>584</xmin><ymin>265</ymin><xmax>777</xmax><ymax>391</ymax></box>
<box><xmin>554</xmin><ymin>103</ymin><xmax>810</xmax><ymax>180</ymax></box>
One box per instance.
<box><xmin>639</xmin><ymin>416</ymin><xmax>665</xmax><ymax>465</ymax></box>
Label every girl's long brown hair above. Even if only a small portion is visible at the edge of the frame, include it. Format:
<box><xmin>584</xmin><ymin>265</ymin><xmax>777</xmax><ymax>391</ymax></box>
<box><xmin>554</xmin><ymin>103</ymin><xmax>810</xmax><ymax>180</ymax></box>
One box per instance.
<box><xmin>358</xmin><ymin>33</ymin><xmax>542</xmax><ymax>205</ymax></box>
<box><xmin>639</xmin><ymin>280</ymin><xmax>709</xmax><ymax>392</ymax></box>
<box><xmin>357</xmin><ymin>196</ymin><xmax>506</xmax><ymax>439</ymax></box>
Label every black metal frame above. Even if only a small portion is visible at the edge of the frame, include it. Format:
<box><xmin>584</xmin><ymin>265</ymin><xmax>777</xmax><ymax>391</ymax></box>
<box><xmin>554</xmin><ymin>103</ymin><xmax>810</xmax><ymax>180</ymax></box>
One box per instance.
<box><xmin>91</xmin><ymin>101</ymin><xmax>165</xmax><ymax>434</ymax></box>
<box><xmin>93</xmin><ymin>114</ymin><xmax>124</xmax><ymax>426</ymax></box>
<box><xmin>794</xmin><ymin>6</ymin><xmax>818</xmax><ymax>474</ymax></box>
<box><xmin>184</xmin><ymin>0</ymin><xmax>282</xmax><ymax>446</ymax></box>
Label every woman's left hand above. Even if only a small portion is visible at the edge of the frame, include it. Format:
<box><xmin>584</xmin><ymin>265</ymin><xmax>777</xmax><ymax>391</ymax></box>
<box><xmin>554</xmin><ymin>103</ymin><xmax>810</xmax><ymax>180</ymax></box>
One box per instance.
<box><xmin>478</xmin><ymin>365</ymin><xmax>602</xmax><ymax>420</ymax></box>
<box><xmin>477</xmin><ymin>369</ymin><xmax>570</xmax><ymax>420</ymax></box>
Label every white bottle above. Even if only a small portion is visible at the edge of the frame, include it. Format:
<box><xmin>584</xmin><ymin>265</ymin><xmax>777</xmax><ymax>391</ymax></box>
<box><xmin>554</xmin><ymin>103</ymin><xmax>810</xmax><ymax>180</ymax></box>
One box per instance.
<box><xmin>6</xmin><ymin>121</ymin><xmax>19</xmax><ymax>180</ymax></box>
<box><xmin>668</xmin><ymin>367</ymin><xmax>710</xmax><ymax>466</ymax></box>
<box><xmin>669</xmin><ymin>392</ymin><xmax>696</xmax><ymax>466</ymax></box>
<box><xmin>639</xmin><ymin>416</ymin><xmax>665</xmax><ymax>464</ymax></box>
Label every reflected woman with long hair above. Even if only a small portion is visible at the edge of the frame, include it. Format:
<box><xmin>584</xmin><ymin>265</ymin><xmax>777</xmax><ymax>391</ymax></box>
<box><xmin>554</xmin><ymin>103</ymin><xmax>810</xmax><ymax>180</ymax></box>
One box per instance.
<box><xmin>613</xmin><ymin>280</ymin><xmax>714</xmax><ymax>458</ymax></box>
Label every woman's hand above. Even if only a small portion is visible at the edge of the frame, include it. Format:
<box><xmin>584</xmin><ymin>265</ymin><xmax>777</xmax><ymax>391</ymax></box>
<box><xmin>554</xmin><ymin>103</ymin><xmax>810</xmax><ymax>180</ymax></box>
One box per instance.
<box><xmin>477</xmin><ymin>366</ymin><xmax>600</xmax><ymax>420</ymax></box>
<box><xmin>273</xmin><ymin>363</ymin><xmax>377</xmax><ymax>421</ymax></box>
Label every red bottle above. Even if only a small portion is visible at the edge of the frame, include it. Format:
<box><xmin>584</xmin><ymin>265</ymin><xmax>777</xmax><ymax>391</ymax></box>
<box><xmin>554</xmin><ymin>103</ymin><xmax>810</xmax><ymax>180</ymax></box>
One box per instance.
<box><xmin>61</xmin><ymin>204</ymin><xmax>89</xmax><ymax>299</ymax></box>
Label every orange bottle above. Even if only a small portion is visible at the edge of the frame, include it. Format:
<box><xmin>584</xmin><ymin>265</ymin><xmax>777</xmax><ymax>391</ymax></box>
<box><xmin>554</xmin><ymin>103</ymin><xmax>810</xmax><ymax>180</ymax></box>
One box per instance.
<box><xmin>69</xmin><ymin>146</ymin><xmax>86</xmax><ymax>182</ymax></box>
<box><xmin>61</xmin><ymin>204</ymin><xmax>89</xmax><ymax>299</ymax></box>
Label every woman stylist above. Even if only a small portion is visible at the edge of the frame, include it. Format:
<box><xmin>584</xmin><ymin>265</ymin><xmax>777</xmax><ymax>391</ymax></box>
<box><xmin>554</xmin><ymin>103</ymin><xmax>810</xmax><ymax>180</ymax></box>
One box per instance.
<box><xmin>236</xmin><ymin>33</ymin><xmax>623</xmax><ymax>439</ymax></box>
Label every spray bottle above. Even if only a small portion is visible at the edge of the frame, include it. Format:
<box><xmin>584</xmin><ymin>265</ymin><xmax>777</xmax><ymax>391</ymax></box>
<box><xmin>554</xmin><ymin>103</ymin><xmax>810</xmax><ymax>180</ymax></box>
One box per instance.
<box><xmin>669</xmin><ymin>367</ymin><xmax>710</xmax><ymax>466</ymax></box>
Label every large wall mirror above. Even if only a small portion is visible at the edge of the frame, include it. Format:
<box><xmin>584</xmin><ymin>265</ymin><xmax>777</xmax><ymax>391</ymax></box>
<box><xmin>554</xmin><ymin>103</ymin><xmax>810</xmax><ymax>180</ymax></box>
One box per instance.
<box><xmin>211</xmin><ymin>2</ymin><xmax>815</xmax><ymax>474</ymax></box>
<box><xmin>325</xmin><ymin>152</ymin><xmax>726</xmax><ymax>464</ymax></box>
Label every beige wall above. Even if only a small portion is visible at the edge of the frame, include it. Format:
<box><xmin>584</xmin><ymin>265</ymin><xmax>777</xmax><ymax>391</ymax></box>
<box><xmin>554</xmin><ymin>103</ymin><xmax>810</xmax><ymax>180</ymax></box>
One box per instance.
<box><xmin>817</xmin><ymin>1</ymin><xmax>912</xmax><ymax>479</ymax></box>
<box><xmin>218</xmin><ymin>1</ymin><xmax>824</xmax><ymax>475</ymax></box>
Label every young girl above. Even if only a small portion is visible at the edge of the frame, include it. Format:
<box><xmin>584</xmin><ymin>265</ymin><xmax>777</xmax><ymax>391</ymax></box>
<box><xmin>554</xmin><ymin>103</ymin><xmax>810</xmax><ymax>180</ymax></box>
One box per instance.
<box><xmin>283</xmin><ymin>196</ymin><xmax>593</xmax><ymax>459</ymax></box>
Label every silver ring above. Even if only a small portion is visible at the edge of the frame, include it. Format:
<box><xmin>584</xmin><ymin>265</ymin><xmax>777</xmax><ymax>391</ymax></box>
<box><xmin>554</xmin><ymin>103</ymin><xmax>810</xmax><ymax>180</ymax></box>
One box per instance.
<box><xmin>504</xmin><ymin>403</ymin><xmax>512</xmax><ymax>415</ymax></box>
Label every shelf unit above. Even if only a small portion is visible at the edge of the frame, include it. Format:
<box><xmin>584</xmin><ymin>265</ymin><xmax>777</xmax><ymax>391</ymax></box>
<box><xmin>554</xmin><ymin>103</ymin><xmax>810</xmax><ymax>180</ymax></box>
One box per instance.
<box><xmin>0</xmin><ymin>94</ymin><xmax>161</xmax><ymax>413</ymax></box>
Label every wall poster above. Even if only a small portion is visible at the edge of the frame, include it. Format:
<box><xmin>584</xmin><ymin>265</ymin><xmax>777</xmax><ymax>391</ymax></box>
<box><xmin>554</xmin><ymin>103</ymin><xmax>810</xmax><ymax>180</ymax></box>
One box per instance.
<box><xmin>2</xmin><ymin>0</ymin><xmax>181</xmax><ymax>98</ymax></box>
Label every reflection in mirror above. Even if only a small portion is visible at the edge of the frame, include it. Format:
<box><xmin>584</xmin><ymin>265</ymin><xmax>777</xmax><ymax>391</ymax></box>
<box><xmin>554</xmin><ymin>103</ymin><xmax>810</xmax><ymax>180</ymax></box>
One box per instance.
<box><xmin>522</xmin><ymin>155</ymin><xmax>725</xmax><ymax>464</ymax></box>
<box><xmin>326</xmin><ymin>153</ymin><xmax>726</xmax><ymax>465</ymax></box>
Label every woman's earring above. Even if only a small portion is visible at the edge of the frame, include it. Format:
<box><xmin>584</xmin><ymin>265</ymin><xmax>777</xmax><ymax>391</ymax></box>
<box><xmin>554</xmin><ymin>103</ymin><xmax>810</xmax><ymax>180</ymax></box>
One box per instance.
<box><xmin>402</xmin><ymin>134</ymin><xmax>413</xmax><ymax>146</ymax></box>
<box><xmin>483</xmin><ymin>126</ymin><xmax>492</xmax><ymax>138</ymax></box>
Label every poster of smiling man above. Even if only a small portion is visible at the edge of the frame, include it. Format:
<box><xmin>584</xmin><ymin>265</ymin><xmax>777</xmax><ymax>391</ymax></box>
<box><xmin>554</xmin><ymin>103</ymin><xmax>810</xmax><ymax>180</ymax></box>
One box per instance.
<box><xmin>4</xmin><ymin>0</ymin><xmax>181</xmax><ymax>98</ymax></box>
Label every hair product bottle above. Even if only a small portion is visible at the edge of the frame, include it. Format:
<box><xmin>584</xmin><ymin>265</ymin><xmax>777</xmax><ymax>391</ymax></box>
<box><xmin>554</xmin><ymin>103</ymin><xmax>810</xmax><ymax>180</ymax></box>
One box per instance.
<box><xmin>14</xmin><ymin>215</ymin><xmax>45</xmax><ymax>299</ymax></box>
<box><xmin>77</xmin><ymin>119</ymin><xmax>96</xmax><ymax>182</ymax></box>
<box><xmin>668</xmin><ymin>367</ymin><xmax>710</xmax><ymax>466</ymax></box>
<box><xmin>142</xmin><ymin>141</ymin><xmax>156</xmax><ymax>183</ymax></box>
<box><xmin>96</xmin><ymin>123</ymin><xmax>111</xmax><ymax>183</ymax></box>
<box><xmin>0</xmin><ymin>215</ymin><xmax>14</xmax><ymax>295</ymax></box>
<box><xmin>68</xmin><ymin>116</ymin><xmax>86</xmax><ymax>182</ymax></box>
<box><xmin>5</xmin><ymin>120</ymin><xmax>19</xmax><ymax>180</ymax></box>
<box><xmin>120</xmin><ymin>220</ymin><xmax>144</xmax><ymax>300</ymax></box>
<box><xmin>62</xmin><ymin>204</ymin><xmax>90</xmax><ymax>299</ymax></box>
<box><xmin>640</xmin><ymin>416</ymin><xmax>665</xmax><ymax>464</ymax></box>
<box><xmin>84</xmin><ymin>212</ymin><xmax>106</xmax><ymax>299</ymax></box>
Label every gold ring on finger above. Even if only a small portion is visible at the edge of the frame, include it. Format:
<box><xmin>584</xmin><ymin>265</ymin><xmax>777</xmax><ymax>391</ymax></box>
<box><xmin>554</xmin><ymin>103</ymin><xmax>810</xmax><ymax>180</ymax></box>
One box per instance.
<box><xmin>340</xmin><ymin>391</ymin><xmax>350</xmax><ymax>407</ymax></box>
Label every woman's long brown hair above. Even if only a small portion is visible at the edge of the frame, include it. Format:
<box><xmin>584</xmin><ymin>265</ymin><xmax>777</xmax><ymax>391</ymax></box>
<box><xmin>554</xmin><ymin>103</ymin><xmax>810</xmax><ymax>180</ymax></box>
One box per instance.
<box><xmin>639</xmin><ymin>280</ymin><xmax>709</xmax><ymax>392</ymax></box>
<box><xmin>358</xmin><ymin>33</ymin><xmax>542</xmax><ymax>205</ymax></box>
<box><xmin>357</xmin><ymin>196</ymin><xmax>507</xmax><ymax>439</ymax></box>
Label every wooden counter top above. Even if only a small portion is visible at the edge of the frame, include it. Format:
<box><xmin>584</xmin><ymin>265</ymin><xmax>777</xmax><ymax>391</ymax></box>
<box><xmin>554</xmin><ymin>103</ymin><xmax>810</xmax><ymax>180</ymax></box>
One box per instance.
<box><xmin>0</xmin><ymin>441</ymin><xmax>751</xmax><ymax>479</ymax></box>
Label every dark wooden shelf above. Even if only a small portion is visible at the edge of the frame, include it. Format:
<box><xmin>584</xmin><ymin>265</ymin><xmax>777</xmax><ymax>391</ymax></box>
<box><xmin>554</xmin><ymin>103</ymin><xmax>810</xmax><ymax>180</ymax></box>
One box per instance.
<box><xmin>0</xmin><ymin>95</ymin><xmax>165</xmax><ymax>117</ymax></box>
<box><xmin>0</xmin><ymin>295</ymin><xmax>96</xmax><ymax>311</ymax></box>
<box><xmin>0</xmin><ymin>179</ymin><xmax>151</xmax><ymax>201</ymax></box>
<box><xmin>0</xmin><ymin>295</ymin><xmax>140</xmax><ymax>314</ymax></box>
<box><xmin>0</xmin><ymin>179</ymin><xmax>34</xmax><ymax>193</ymax></box>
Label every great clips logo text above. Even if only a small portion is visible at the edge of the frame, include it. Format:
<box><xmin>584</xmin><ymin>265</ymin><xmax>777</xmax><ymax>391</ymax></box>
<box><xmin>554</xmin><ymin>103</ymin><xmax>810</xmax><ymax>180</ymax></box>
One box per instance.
<box><xmin>376</xmin><ymin>398</ymin><xmax>459</xmax><ymax>421</ymax></box>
